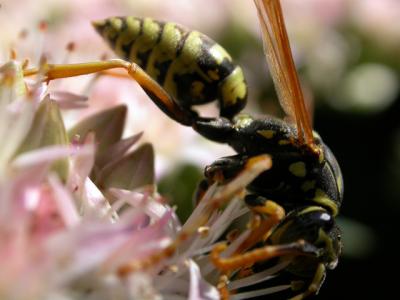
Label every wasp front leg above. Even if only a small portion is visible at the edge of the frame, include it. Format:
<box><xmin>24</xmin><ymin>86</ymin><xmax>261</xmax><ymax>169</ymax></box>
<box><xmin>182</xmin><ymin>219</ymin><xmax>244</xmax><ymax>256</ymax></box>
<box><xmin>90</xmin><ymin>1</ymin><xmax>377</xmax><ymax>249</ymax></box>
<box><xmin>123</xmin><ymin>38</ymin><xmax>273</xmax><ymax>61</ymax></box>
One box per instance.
<box><xmin>24</xmin><ymin>59</ymin><xmax>196</xmax><ymax>126</ymax></box>
<box><xmin>202</xmin><ymin>154</ymin><xmax>286</xmax><ymax>251</ymax></box>
<box><xmin>204</xmin><ymin>154</ymin><xmax>248</xmax><ymax>184</ymax></box>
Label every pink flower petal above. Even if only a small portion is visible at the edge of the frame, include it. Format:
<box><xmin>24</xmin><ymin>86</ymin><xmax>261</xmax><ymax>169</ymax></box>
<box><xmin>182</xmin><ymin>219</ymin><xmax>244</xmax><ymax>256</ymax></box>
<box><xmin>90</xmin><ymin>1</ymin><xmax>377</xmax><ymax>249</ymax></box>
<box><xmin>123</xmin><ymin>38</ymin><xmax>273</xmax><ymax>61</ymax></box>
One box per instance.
<box><xmin>100</xmin><ymin>210</ymin><xmax>175</xmax><ymax>272</ymax></box>
<box><xmin>81</xmin><ymin>177</ymin><xmax>117</xmax><ymax>221</ymax></box>
<box><xmin>29</xmin><ymin>184</ymin><xmax>67</xmax><ymax>237</ymax></box>
<box><xmin>48</xmin><ymin>175</ymin><xmax>80</xmax><ymax>228</ymax></box>
<box><xmin>188</xmin><ymin>260</ymin><xmax>219</xmax><ymax>300</ymax></box>
<box><xmin>96</xmin><ymin>132</ymin><xmax>143</xmax><ymax>168</ymax></box>
<box><xmin>13</xmin><ymin>144</ymin><xmax>94</xmax><ymax>170</ymax></box>
<box><xmin>67</xmin><ymin>135</ymin><xmax>96</xmax><ymax>195</ymax></box>
<box><xmin>50</xmin><ymin>90</ymin><xmax>88</xmax><ymax>110</ymax></box>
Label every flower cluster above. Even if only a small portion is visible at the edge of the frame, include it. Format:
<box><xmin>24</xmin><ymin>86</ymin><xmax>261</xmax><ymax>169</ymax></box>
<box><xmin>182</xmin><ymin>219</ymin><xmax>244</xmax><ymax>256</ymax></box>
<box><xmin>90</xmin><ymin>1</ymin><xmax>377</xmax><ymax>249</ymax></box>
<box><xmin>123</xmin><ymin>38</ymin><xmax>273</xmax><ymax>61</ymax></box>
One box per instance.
<box><xmin>0</xmin><ymin>38</ymin><xmax>286</xmax><ymax>299</ymax></box>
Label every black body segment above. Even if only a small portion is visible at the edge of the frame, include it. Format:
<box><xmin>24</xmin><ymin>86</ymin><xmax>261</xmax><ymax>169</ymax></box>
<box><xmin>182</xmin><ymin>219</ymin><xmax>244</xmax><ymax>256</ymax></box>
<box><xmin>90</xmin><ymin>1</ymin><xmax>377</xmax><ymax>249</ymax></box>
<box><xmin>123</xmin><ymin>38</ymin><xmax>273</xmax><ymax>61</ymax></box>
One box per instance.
<box><xmin>194</xmin><ymin>115</ymin><xmax>343</xmax><ymax>216</ymax></box>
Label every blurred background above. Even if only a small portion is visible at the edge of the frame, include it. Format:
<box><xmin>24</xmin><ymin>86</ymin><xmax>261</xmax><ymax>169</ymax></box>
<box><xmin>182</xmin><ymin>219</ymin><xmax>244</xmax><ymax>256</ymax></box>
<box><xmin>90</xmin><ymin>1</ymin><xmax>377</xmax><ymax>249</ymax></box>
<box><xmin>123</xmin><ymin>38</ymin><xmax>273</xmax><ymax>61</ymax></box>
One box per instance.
<box><xmin>1</xmin><ymin>0</ymin><xmax>399</xmax><ymax>298</ymax></box>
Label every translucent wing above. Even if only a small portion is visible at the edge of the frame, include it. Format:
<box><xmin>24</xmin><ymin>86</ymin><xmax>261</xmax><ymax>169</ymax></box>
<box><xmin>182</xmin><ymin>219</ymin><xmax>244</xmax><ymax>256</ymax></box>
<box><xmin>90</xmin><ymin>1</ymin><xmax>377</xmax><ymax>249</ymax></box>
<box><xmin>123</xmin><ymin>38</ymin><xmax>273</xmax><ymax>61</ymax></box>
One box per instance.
<box><xmin>254</xmin><ymin>0</ymin><xmax>314</xmax><ymax>146</ymax></box>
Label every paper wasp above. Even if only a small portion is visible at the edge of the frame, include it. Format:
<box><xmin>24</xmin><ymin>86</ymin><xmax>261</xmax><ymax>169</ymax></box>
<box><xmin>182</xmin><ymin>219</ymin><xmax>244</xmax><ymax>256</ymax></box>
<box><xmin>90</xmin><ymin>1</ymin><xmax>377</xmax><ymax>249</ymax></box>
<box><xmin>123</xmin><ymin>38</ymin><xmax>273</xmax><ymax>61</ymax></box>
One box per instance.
<box><xmin>22</xmin><ymin>0</ymin><xmax>343</xmax><ymax>298</ymax></box>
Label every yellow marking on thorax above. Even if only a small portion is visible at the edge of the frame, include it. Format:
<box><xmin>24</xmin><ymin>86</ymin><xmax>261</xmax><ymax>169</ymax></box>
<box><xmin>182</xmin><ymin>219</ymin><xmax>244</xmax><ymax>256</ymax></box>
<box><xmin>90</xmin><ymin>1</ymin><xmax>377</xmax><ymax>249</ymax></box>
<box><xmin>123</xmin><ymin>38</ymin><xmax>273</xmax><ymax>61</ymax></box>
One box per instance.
<box><xmin>128</xmin><ymin>18</ymin><xmax>161</xmax><ymax>66</ymax></box>
<box><xmin>278</xmin><ymin>139</ymin><xmax>290</xmax><ymax>145</ymax></box>
<box><xmin>257</xmin><ymin>129</ymin><xmax>275</xmax><ymax>139</ymax></box>
<box><xmin>301</xmin><ymin>180</ymin><xmax>316</xmax><ymax>192</ymax></box>
<box><xmin>233</xmin><ymin>114</ymin><xmax>253</xmax><ymax>129</ymax></box>
<box><xmin>289</xmin><ymin>161</ymin><xmax>306</xmax><ymax>178</ymax></box>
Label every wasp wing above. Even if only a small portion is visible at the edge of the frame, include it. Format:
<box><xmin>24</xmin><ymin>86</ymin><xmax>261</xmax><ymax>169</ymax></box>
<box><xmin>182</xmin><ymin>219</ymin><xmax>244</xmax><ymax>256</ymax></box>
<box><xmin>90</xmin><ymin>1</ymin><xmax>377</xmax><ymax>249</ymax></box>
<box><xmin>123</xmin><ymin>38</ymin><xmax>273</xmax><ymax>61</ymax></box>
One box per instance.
<box><xmin>254</xmin><ymin>0</ymin><xmax>314</xmax><ymax>146</ymax></box>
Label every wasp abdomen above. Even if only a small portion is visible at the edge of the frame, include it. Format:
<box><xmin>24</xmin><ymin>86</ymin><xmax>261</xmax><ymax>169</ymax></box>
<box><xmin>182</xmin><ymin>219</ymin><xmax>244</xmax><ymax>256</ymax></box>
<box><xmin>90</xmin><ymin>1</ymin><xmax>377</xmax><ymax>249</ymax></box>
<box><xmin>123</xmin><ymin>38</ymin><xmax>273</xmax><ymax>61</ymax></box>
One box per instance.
<box><xmin>93</xmin><ymin>17</ymin><xmax>247</xmax><ymax>118</ymax></box>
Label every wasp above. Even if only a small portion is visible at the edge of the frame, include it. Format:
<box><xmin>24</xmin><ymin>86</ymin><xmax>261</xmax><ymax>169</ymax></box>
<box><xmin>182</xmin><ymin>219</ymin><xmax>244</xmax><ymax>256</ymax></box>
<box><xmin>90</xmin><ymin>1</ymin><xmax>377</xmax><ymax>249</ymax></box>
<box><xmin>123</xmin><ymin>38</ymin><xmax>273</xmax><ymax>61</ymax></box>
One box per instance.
<box><xmin>23</xmin><ymin>0</ymin><xmax>343</xmax><ymax>298</ymax></box>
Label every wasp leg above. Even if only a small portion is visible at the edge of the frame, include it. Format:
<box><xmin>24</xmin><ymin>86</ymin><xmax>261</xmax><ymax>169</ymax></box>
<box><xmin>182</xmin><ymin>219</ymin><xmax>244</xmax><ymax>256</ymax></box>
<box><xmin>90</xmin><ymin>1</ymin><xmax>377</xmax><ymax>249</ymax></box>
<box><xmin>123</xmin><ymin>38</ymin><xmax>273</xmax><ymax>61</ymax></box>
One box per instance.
<box><xmin>202</xmin><ymin>155</ymin><xmax>283</xmax><ymax>250</ymax></box>
<box><xmin>23</xmin><ymin>59</ymin><xmax>196</xmax><ymax>126</ymax></box>
<box><xmin>192</xmin><ymin>155</ymin><xmax>246</xmax><ymax>206</ymax></box>
<box><xmin>193</xmin><ymin>178</ymin><xmax>211</xmax><ymax>206</ymax></box>
<box><xmin>204</xmin><ymin>154</ymin><xmax>249</xmax><ymax>184</ymax></box>
<box><xmin>211</xmin><ymin>240</ymin><xmax>318</xmax><ymax>272</ymax></box>
<box><xmin>201</xmin><ymin>154</ymin><xmax>272</xmax><ymax>203</ymax></box>
<box><xmin>233</xmin><ymin>195</ymin><xmax>285</xmax><ymax>255</ymax></box>
<box><xmin>192</xmin><ymin>116</ymin><xmax>236</xmax><ymax>144</ymax></box>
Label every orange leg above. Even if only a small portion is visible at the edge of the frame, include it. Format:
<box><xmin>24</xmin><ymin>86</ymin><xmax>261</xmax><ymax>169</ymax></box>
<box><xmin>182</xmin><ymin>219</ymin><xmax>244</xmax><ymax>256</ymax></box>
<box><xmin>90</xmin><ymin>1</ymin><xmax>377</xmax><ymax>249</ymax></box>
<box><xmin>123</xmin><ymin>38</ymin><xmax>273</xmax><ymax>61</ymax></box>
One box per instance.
<box><xmin>211</xmin><ymin>240</ymin><xmax>316</xmax><ymax>299</ymax></box>
<box><xmin>23</xmin><ymin>59</ymin><xmax>195</xmax><ymax>126</ymax></box>
<box><xmin>234</xmin><ymin>199</ymin><xmax>285</xmax><ymax>256</ymax></box>
<box><xmin>211</xmin><ymin>240</ymin><xmax>313</xmax><ymax>272</ymax></box>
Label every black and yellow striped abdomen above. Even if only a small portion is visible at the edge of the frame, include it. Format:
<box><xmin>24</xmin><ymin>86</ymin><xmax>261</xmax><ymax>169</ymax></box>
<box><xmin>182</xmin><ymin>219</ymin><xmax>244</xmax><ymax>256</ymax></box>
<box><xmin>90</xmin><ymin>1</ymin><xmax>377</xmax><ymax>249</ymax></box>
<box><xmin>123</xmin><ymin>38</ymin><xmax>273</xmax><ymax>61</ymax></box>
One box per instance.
<box><xmin>93</xmin><ymin>17</ymin><xmax>247</xmax><ymax>118</ymax></box>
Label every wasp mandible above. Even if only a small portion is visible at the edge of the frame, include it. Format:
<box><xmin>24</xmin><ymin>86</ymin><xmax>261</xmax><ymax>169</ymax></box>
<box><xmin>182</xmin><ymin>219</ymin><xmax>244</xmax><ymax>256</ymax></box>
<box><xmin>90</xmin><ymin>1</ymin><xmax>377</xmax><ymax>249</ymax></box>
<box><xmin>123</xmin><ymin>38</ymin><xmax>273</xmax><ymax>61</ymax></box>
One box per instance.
<box><xmin>23</xmin><ymin>0</ymin><xmax>343</xmax><ymax>298</ymax></box>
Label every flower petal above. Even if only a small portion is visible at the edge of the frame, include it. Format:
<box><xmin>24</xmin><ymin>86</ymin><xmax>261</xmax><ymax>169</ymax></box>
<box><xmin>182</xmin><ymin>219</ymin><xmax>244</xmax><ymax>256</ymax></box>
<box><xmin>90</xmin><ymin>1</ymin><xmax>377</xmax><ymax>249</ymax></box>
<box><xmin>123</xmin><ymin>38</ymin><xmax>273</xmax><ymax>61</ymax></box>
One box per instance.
<box><xmin>188</xmin><ymin>260</ymin><xmax>220</xmax><ymax>300</ymax></box>
<box><xmin>96</xmin><ymin>132</ymin><xmax>143</xmax><ymax>169</ymax></box>
<box><xmin>97</xmin><ymin>143</ymin><xmax>155</xmax><ymax>190</ymax></box>
<box><xmin>16</xmin><ymin>96</ymin><xmax>70</xmax><ymax>181</ymax></box>
<box><xmin>68</xmin><ymin>105</ymin><xmax>127</xmax><ymax>159</ymax></box>
<box><xmin>50</xmin><ymin>90</ymin><xmax>88</xmax><ymax>109</ymax></box>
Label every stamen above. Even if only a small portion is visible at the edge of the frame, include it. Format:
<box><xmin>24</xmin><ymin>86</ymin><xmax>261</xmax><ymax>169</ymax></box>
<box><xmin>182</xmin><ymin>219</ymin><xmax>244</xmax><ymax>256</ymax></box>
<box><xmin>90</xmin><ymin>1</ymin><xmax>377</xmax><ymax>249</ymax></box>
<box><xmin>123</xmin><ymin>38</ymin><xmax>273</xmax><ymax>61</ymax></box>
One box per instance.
<box><xmin>18</xmin><ymin>29</ymin><xmax>29</xmax><ymax>40</ymax></box>
<box><xmin>22</xmin><ymin>59</ymin><xmax>30</xmax><ymax>70</ymax></box>
<box><xmin>100</xmin><ymin>53</ymin><xmax>108</xmax><ymax>60</ymax></box>
<box><xmin>66</xmin><ymin>41</ymin><xmax>75</xmax><ymax>53</ymax></box>
<box><xmin>231</xmin><ymin>284</ymin><xmax>291</xmax><ymax>300</ymax></box>
<box><xmin>62</xmin><ymin>42</ymin><xmax>76</xmax><ymax>64</ymax></box>
<box><xmin>38</xmin><ymin>20</ymin><xmax>48</xmax><ymax>32</ymax></box>
<box><xmin>197</xmin><ymin>226</ymin><xmax>210</xmax><ymax>237</ymax></box>
<box><xmin>35</xmin><ymin>21</ymin><xmax>48</xmax><ymax>66</ymax></box>
<box><xmin>9</xmin><ymin>48</ymin><xmax>17</xmax><ymax>60</ymax></box>
<box><xmin>228</xmin><ymin>259</ymin><xmax>291</xmax><ymax>290</ymax></box>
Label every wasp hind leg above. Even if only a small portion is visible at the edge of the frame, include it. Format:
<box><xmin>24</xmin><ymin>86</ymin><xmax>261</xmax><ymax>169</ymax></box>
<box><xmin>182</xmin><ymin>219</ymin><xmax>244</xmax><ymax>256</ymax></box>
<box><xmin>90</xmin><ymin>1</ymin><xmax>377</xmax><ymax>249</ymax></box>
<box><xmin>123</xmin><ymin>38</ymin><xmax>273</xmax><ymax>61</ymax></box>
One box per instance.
<box><xmin>23</xmin><ymin>59</ymin><xmax>196</xmax><ymax>126</ymax></box>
